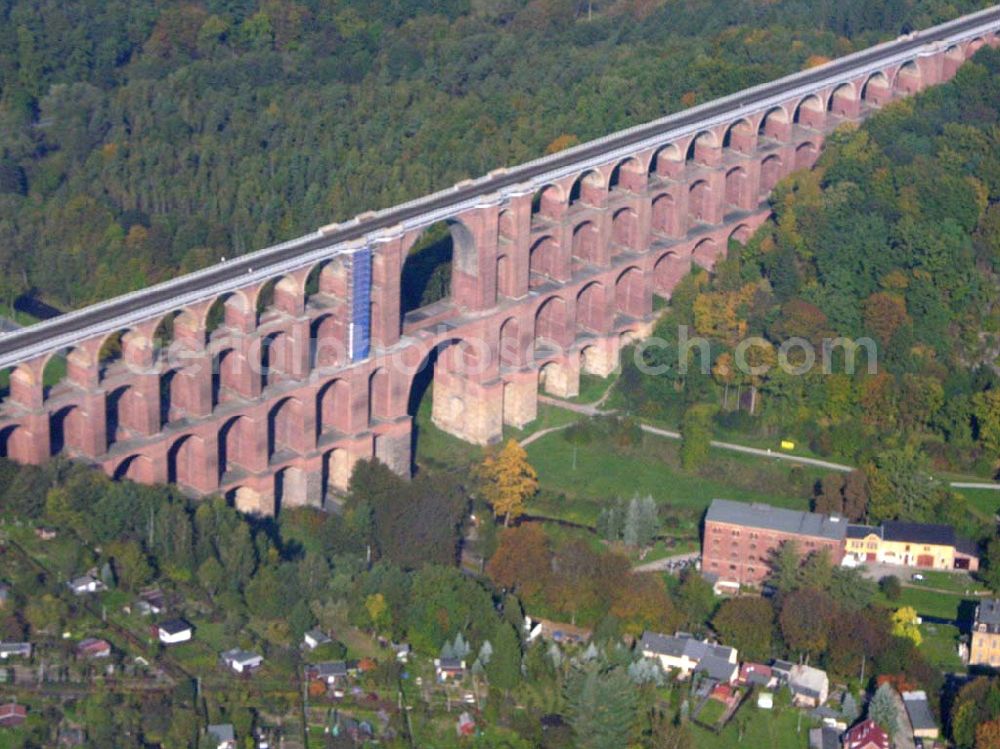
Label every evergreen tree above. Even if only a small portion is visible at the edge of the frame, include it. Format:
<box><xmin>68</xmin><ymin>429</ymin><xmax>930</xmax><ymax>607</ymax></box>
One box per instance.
<box><xmin>869</xmin><ymin>683</ymin><xmax>899</xmax><ymax>737</ymax></box>
<box><xmin>565</xmin><ymin>660</ymin><xmax>639</xmax><ymax>749</ymax></box>
<box><xmin>485</xmin><ymin>623</ymin><xmax>522</xmax><ymax>692</ymax></box>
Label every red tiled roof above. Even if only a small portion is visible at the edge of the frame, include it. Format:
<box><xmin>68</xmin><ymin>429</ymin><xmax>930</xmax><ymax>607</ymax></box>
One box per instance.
<box><xmin>844</xmin><ymin>719</ymin><xmax>889</xmax><ymax>749</ymax></box>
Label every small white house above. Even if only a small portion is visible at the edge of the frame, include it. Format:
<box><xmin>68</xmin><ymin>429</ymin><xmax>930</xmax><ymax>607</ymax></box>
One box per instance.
<box><xmin>306</xmin><ymin>661</ymin><xmax>348</xmax><ymax>685</ymax></box>
<box><xmin>434</xmin><ymin>658</ymin><xmax>465</xmax><ymax>682</ymax></box>
<box><xmin>67</xmin><ymin>575</ymin><xmax>105</xmax><ymax>596</ymax></box>
<box><xmin>157</xmin><ymin>619</ymin><xmax>193</xmax><ymax>645</ymax></box>
<box><xmin>789</xmin><ymin>664</ymin><xmax>829</xmax><ymax>707</ymax></box>
<box><xmin>757</xmin><ymin>692</ymin><xmax>774</xmax><ymax>710</ymax></box>
<box><xmin>206</xmin><ymin>723</ymin><xmax>237</xmax><ymax>749</ymax></box>
<box><xmin>221</xmin><ymin>648</ymin><xmax>263</xmax><ymax>674</ymax></box>
<box><xmin>0</xmin><ymin>642</ymin><xmax>31</xmax><ymax>659</ymax></box>
<box><xmin>303</xmin><ymin>629</ymin><xmax>331</xmax><ymax>650</ymax></box>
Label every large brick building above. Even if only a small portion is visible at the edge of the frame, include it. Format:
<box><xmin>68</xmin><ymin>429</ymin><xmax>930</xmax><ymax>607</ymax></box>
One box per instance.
<box><xmin>702</xmin><ymin>500</ymin><xmax>847</xmax><ymax>586</ymax></box>
<box><xmin>703</xmin><ymin>499</ymin><xmax>981</xmax><ymax>588</ymax></box>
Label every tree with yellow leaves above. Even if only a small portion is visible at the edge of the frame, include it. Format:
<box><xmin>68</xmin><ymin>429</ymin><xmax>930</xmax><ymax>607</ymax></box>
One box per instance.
<box><xmin>477</xmin><ymin>439</ymin><xmax>538</xmax><ymax>526</ymax></box>
<box><xmin>891</xmin><ymin>606</ymin><xmax>922</xmax><ymax>646</ymax></box>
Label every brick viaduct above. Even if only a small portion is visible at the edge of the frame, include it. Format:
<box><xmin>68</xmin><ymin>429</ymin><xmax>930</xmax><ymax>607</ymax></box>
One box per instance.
<box><xmin>0</xmin><ymin>13</ymin><xmax>998</xmax><ymax>515</ymax></box>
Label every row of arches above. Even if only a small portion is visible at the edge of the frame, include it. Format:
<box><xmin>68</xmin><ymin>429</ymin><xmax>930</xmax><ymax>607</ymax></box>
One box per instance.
<box><xmin>111</xmin><ymin>439</ymin><xmax>356</xmax><ymax>514</ymax></box>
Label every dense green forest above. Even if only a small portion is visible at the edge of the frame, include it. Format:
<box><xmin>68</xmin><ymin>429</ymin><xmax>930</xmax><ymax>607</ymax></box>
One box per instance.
<box><xmin>620</xmin><ymin>45</ymin><xmax>1000</xmax><ymax>506</ymax></box>
<box><xmin>0</xmin><ymin>0</ymin><xmax>990</xmax><ymax>310</ymax></box>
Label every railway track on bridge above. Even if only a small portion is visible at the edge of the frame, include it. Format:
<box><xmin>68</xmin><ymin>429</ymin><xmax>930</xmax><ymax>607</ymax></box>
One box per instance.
<box><xmin>1</xmin><ymin>5</ymin><xmax>999</xmax><ymax>368</ymax></box>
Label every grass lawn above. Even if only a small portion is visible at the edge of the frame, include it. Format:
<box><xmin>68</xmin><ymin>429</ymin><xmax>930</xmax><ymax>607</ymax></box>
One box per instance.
<box><xmin>567</xmin><ymin>373</ymin><xmax>614</xmax><ymax>404</ymax></box>
<box><xmin>879</xmin><ymin>587</ymin><xmax>971</xmax><ymax>622</ymax></box>
<box><xmin>907</xmin><ymin>570</ymin><xmax>981</xmax><ymax>595</ymax></box>
<box><xmin>956</xmin><ymin>487</ymin><xmax>1000</xmax><ymax>519</ymax></box>
<box><xmin>696</xmin><ymin>698</ymin><xmax>728</xmax><ymax>726</ymax></box>
<box><xmin>918</xmin><ymin>622</ymin><xmax>964</xmax><ymax>671</ymax></box>
<box><xmin>524</xmin><ymin>428</ymin><xmax>815</xmax><ymax>522</ymax></box>
<box><xmin>692</xmin><ymin>705</ymin><xmax>811</xmax><ymax>749</ymax></box>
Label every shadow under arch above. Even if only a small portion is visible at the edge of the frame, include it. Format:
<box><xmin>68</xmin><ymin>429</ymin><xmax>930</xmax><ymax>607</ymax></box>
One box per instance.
<box><xmin>400</xmin><ymin>219</ymin><xmax>476</xmax><ymax>322</ymax></box>
<box><xmin>405</xmin><ymin>337</ymin><xmax>471</xmax><ymax>474</ymax></box>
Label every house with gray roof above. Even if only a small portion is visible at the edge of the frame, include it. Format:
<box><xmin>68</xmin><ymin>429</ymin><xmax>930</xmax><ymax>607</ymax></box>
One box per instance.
<box><xmin>902</xmin><ymin>690</ymin><xmax>939</xmax><ymax>740</ymax></box>
<box><xmin>638</xmin><ymin>631</ymin><xmax>737</xmax><ymax>680</ymax></box>
<box><xmin>788</xmin><ymin>664</ymin><xmax>829</xmax><ymax>707</ymax></box>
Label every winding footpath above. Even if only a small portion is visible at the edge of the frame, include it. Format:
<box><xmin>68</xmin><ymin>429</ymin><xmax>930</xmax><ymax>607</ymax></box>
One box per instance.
<box><xmin>530</xmin><ymin>395</ymin><xmax>1000</xmax><ymax>491</ymax></box>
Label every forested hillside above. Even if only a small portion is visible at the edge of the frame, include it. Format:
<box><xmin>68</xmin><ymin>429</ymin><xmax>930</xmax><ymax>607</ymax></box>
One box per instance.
<box><xmin>0</xmin><ymin>0</ymin><xmax>988</xmax><ymax>310</ymax></box>
<box><xmin>620</xmin><ymin>46</ymin><xmax>1000</xmax><ymax>512</ymax></box>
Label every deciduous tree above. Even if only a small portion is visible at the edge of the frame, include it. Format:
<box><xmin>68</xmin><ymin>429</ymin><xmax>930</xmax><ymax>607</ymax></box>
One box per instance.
<box><xmin>712</xmin><ymin>597</ymin><xmax>773</xmax><ymax>661</ymax></box>
<box><xmin>477</xmin><ymin>439</ymin><xmax>538</xmax><ymax>526</ymax></box>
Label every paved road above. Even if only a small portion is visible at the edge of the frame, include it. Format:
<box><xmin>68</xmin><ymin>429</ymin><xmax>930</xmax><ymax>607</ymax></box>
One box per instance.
<box><xmin>2</xmin><ymin>7</ymin><xmax>999</xmax><ymax>368</ymax></box>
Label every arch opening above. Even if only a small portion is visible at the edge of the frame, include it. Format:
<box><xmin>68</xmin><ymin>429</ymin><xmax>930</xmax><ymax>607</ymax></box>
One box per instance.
<box><xmin>725</xmin><ymin>167</ymin><xmax>749</xmax><ymax>211</ymax></box>
<box><xmin>795</xmin><ymin>142</ymin><xmax>819</xmax><ymax>171</ymax></box>
<box><xmin>689</xmin><ymin>180</ymin><xmax>712</xmax><ymax>225</ymax></box>
<box><xmin>692</xmin><ymin>238</ymin><xmax>720</xmax><ymax>270</ymax></box>
<box><xmin>261</xmin><ymin>330</ymin><xmax>294</xmax><ymax>390</ymax></box>
<box><xmin>369</xmin><ymin>368</ymin><xmax>391</xmax><ymax>426</ymax></box>
<box><xmin>0</xmin><ymin>366</ymin><xmax>11</xmax><ymax>409</ymax></box>
<box><xmin>893</xmin><ymin>60</ymin><xmax>922</xmax><ymax>94</ymax></box>
<box><xmin>615</xmin><ymin>267</ymin><xmax>646</xmax><ymax>318</ymax></box>
<box><xmin>218</xmin><ymin>415</ymin><xmax>256</xmax><ymax>479</ymax></box>
<box><xmin>114</xmin><ymin>454</ymin><xmax>155</xmax><ymax>483</ymax></box>
<box><xmin>49</xmin><ymin>404</ymin><xmax>82</xmax><ymax>457</ymax></box>
<box><xmin>654</xmin><ymin>252</ymin><xmax>688</xmax><ymax>298</ymax></box>
<box><xmin>827</xmin><ymin>83</ymin><xmax>855</xmax><ymax>117</ymax></box>
<box><xmin>535</xmin><ymin>296</ymin><xmax>570</xmax><ymax>351</ymax></box>
<box><xmin>722</xmin><ymin>119</ymin><xmax>754</xmax><ymax>154</ymax></box>
<box><xmin>651</xmin><ymin>193</ymin><xmax>680</xmax><ymax>237</ymax></box>
<box><xmin>168</xmin><ymin>434</ymin><xmax>202</xmax><ymax>488</ymax></box>
<box><xmin>861</xmin><ymin>71</ymin><xmax>891</xmax><ymax>104</ymax></box>
<box><xmin>205</xmin><ymin>292</ymin><xmax>251</xmax><ymax>338</ymax></box>
<box><xmin>649</xmin><ymin>143</ymin><xmax>682</xmax><ymax>178</ymax></box>
<box><xmin>571</xmin><ymin>222</ymin><xmax>599</xmax><ymax>267</ymax></box>
<box><xmin>400</xmin><ymin>219</ymin><xmax>476</xmax><ymax>320</ymax></box>
<box><xmin>324</xmin><ymin>448</ymin><xmax>352</xmax><ymax>497</ymax></box>
<box><xmin>538</xmin><ymin>360</ymin><xmax>570</xmax><ymax>397</ymax></box>
<box><xmin>531</xmin><ymin>184</ymin><xmax>564</xmax><ymax>224</ymax></box>
<box><xmin>758</xmin><ymin>107</ymin><xmax>789</xmax><ymax>141</ymax></box>
<box><xmin>256</xmin><ymin>275</ymin><xmax>301</xmax><ymax>322</ymax></box>
<box><xmin>576</xmin><ymin>282</ymin><xmax>606</xmax><ymax>334</ymax></box>
<box><xmin>41</xmin><ymin>349</ymin><xmax>72</xmax><ymax>401</ymax></box>
<box><xmin>686</xmin><ymin>131</ymin><xmax>717</xmax><ymax>166</ymax></box>
<box><xmin>569</xmin><ymin>170</ymin><xmax>603</xmax><ymax>207</ymax></box>
<box><xmin>311</xmin><ymin>313</ymin><xmax>347</xmax><ymax>371</ymax></box>
<box><xmin>529</xmin><ymin>236</ymin><xmax>560</xmax><ymax>287</ymax></box>
<box><xmin>269</xmin><ymin>397</ymin><xmax>305</xmax><ymax>461</ymax></box>
<box><xmin>0</xmin><ymin>424</ymin><xmax>19</xmax><ymax>459</ymax></box>
<box><xmin>496</xmin><ymin>254</ymin><xmax>516</xmax><ymax>300</ymax></box>
<box><xmin>759</xmin><ymin>154</ymin><xmax>783</xmax><ymax>196</ymax></box>
<box><xmin>793</xmin><ymin>95</ymin><xmax>825</xmax><ymax>129</ymax></box>
<box><xmin>275</xmin><ymin>465</ymin><xmax>309</xmax><ymax>512</ymax></box>
<box><xmin>611</xmin><ymin>208</ymin><xmax>639</xmax><ymax>252</ymax></box>
<box><xmin>317</xmin><ymin>378</ymin><xmax>351</xmax><ymax>439</ymax></box>
<box><xmin>499</xmin><ymin>317</ymin><xmax>521</xmax><ymax>370</ymax></box>
<box><xmin>609</xmin><ymin>158</ymin><xmax>643</xmax><ymax>192</ymax></box>
<box><xmin>305</xmin><ymin>256</ymin><xmax>349</xmax><ymax>308</ymax></box>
